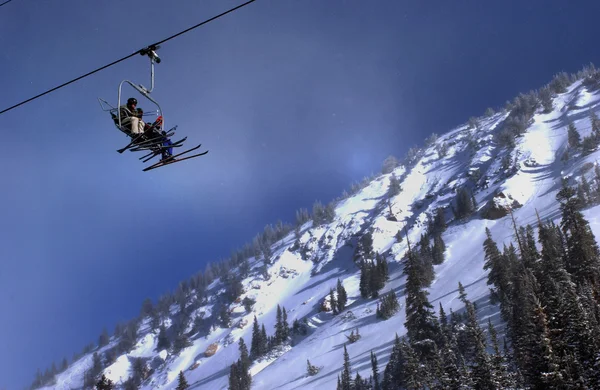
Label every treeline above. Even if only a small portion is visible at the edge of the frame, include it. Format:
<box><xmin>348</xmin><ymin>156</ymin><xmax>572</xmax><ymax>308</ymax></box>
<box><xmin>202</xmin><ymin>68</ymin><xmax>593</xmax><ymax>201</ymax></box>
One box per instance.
<box><xmin>229</xmin><ymin>304</ymin><xmax>311</xmax><ymax>390</ymax></box>
<box><xmin>331</xmin><ymin>177</ymin><xmax>600</xmax><ymax>389</ymax></box>
<box><xmin>497</xmin><ymin>64</ymin><xmax>600</xmax><ymax>150</ymax></box>
<box><xmin>29</xmin><ymin>199</ymin><xmax>333</xmax><ymax>388</ymax></box>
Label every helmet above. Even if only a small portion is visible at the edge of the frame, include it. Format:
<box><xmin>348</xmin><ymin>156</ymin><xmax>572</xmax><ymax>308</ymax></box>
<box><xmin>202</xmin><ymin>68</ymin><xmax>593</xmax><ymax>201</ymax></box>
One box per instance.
<box><xmin>127</xmin><ymin>97</ymin><xmax>138</xmax><ymax>105</ymax></box>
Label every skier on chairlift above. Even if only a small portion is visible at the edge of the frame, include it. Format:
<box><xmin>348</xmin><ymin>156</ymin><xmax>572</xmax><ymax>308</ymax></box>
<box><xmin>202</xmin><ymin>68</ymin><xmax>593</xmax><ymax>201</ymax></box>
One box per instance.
<box><xmin>98</xmin><ymin>46</ymin><xmax>208</xmax><ymax>171</ymax></box>
<box><xmin>119</xmin><ymin>97</ymin><xmax>145</xmax><ymax>136</ymax></box>
<box><xmin>137</xmin><ymin>107</ymin><xmax>172</xmax><ymax>161</ymax></box>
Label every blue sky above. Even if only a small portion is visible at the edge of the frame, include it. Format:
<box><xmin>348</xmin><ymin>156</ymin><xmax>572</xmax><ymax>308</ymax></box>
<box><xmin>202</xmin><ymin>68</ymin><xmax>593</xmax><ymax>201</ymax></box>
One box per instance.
<box><xmin>2</xmin><ymin>0</ymin><xmax>600</xmax><ymax>388</ymax></box>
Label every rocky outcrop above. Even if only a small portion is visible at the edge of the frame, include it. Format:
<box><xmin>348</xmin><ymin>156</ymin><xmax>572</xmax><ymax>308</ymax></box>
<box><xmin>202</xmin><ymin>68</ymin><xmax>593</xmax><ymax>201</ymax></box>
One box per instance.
<box><xmin>481</xmin><ymin>191</ymin><xmax>522</xmax><ymax>220</ymax></box>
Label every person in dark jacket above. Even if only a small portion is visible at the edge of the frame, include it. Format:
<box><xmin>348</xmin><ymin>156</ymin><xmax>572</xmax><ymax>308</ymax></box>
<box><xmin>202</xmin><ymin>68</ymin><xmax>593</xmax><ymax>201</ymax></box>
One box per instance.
<box><xmin>119</xmin><ymin>97</ymin><xmax>145</xmax><ymax>135</ymax></box>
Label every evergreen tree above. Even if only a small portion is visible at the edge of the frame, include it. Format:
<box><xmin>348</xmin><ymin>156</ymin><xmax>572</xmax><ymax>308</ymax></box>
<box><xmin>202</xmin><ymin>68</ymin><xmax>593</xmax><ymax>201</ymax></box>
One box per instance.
<box><xmin>539</xmin><ymin>86</ymin><xmax>554</xmax><ymax>112</ymax></box>
<box><xmin>228</xmin><ymin>362</ymin><xmax>240</xmax><ymax>390</ymax></box>
<box><xmin>382</xmin><ymin>335</ymin><xmax>405</xmax><ymax>390</ymax></box>
<box><xmin>260</xmin><ymin>324</ymin><xmax>268</xmax><ymax>355</ymax></box>
<box><xmin>568</xmin><ymin>122</ymin><xmax>582</xmax><ymax>147</ymax></box>
<box><xmin>465</xmin><ymin>302</ymin><xmax>494</xmax><ymax>389</ymax></box>
<box><xmin>417</xmin><ymin>234</ymin><xmax>435</xmax><ymax>287</ymax></box>
<box><xmin>457</xmin><ymin>281</ymin><xmax>468</xmax><ymax>306</ymax></box>
<box><xmin>122</xmin><ymin>378</ymin><xmax>137</xmax><ymax>390</ymax></box>
<box><xmin>591</xmin><ymin>110</ymin><xmax>600</xmax><ymax>139</ymax></box>
<box><xmin>340</xmin><ymin>344</ymin><xmax>352</xmax><ymax>390</ymax></box>
<box><xmin>61</xmin><ymin>358</ymin><xmax>68</xmax><ymax>372</ymax></box>
<box><xmin>98</xmin><ymin>327</ymin><xmax>110</xmax><ymax>348</ymax></box>
<box><xmin>131</xmin><ymin>357</ymin><xmax>148</xmax><ymax>386</ymax></box>
<box><xmin>282</xmin><ymin>306</ymin><xmax>290</xmax><ymax>342</ymax></box>
<box><xmin>482</xmin><ymin>227</ymin><xmax>513</xmax><ymax>317</ymax></box>
<box><xmin>359</xmin><ymin>260</ymin><xmax>372</xmax><ymax>298</ymax></box>
<box><xmin>176</xmin><ymin>371</ymin><xmax>189</xmax><ymax>390</ymax></box>
<box><xmin>336</xmin><ymin>279</ymin><xmax>348</xmax><ymax>313</ymax></box>
<box><xmin>404</xmin><ymin>240</ymin><xmax>441</xmax><ymax>360</ymax></box>
<box><xmin>382</xmin><ymin>155</ymin><xmax>399</xmax><ymax>174</ymax></box>
<box><xmin>239</xmin><ymin>337</ymin><xmax>250</xmax><ymax>369</ymax></box>
<box><xmin>140</xmin><ymin>298</ymin><xmax>154</xmax><ymax>318</ymax></box>
<box><xmin>354</xmin><ymin>372</ymin><xmax>368</xmax><ymax>390</ymax></box>
<box><xmin>557</xmin><ymin>180</ymin><xmax>600</xmax><ymax>288</ymax></box>
<box><xmin>454</xmin><ymin>187</ymin><xmax>475</xmax><ymax>219</ymax></box>
<box><xmin>172</xmin><ymin>329</ymin><xmax>192</xmax><ymax>354</ymax></box>
<box><xmin>355</xmin><ymin>232</ymin><xmax>375</xmax><ymax>261</ymax></box>
<box><xmin>242</xmin><ymin>297</ymin><xmax>256</xmax><ymax>312</ymax></box>
<box><xmin>377</xmin><ymin>253</ymin><xmax>389</xmax><ymax>282</ymax></box>
<box><xmin>95</xmin><ymin>375</ymin><xmax>114</xmax><ymax>390</ymax></box>
<box><xmin>156</xmin><ymin>324</ymin><xmax>170</xmax><ymax>352</ymax></box>
<box><xmin>237</xmin><ymin>338</ymin><xmax>252</xmax><ymax>389</ymax></box>
<box><xmin>118</xmin><ymin>321</ymin><xmax>138</xmax><ymax>354</ymax></box>
<box><xmin>432</xmin><ymin>234</ymin><xmax>446</xmax><ymax>265</ymax></box>
<box><xmin>388</xmin><ymin>174</ymin><xmax>402</xmax><ymax>197</ymax></box>
<box><xmin>429</xmin><ymin>207</ymin><xmax>447</xmax><ymax>236</ymax></box>
<box><xmin>250</xmin><ymin>316</ymin><xmax>261</xmax><ymax>359</ymax></box>
<box><xmin>329</xmin><ymin>288</ymin><xmax>338</xmax><ymax>315</ymax></box>
<box><xmin>488</xmin><ymin>319</ymin><xmax>515</xmax><ymax>388</ymax></box>
<box><xmin>370</xmin><ymin>350</ymin><xmax>381</xmax><ymax>390</ymax></box>
<box><xmin>275</xmin><ymin>304</ymin><xmax>285</xmax><ymax>344</ymax></box>
<box><xmin>376</xmin><ymin>290</ymin><xmax>400</xmax><ymax>320</ymax></box>
<box><xmin>91</xmin><ymin>352</ymin><xmax>103</xmax><ymax>379</ymax></box>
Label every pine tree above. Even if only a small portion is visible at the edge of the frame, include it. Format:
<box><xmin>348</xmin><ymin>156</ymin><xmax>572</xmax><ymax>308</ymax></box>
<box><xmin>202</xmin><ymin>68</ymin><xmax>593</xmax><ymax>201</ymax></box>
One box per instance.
<box><xmin>432</xmin><ymin>207</ymin><xmax>447</xmax><ymax>235</ymax></box>
<box><xmin>175</xmin><ymin>371</ymin><xmax>189</xmax><ymax>390</ymax></box>
<box><xmin>282</xmin><ymin>306</ymin><xmax>290</xmax><ymax>342</ymax></box>
<box><xmin>466</xmin><ymin>302</ymin><xmax>494</xmax><ymax>389</ymax></box>
<box><xmin>455</xmin><ymin>187</ymin><xmax>475</xmax><ymax>219</ymax></box>
<box><xmin>228</xmin><ymin>362</ymin><xmax>240</xmax><ymax>390</ymax></box>
<box><xmin>239</xmin><ymin>337</ymin><xmax>250</xmax><ymax>369</ymax></box>
<box><xmin>355</xmin><ymin>232</ymin><xmax>375</xmax><ymax>261</ymax></box>
<box><xmin>388</xmin><ymin>174</ymin><xmax>402</xmax><ymax>197</ymax></box>
<box><xmin>329</xmin><ymin>288</ymin><xmax>338</xmax><ymax>315</ymax></box>
<box><xmin>458</xmin><ymin>281</ymin><xmax>468</xmax><ymax>305</ymax></box>
<box><xmin>336</xmin><ymin>279</ymin><xmax>348</xmax><ymax>313</ymax></box>
<box><xmin>260</xmin><ymin>324</ymin><xmax>268</xmax><ymax>355</ymax></box>
<box><xmin>250</xmin><ymin>316</ymin><xmax>261</xmax><ymax>359</ymax></box>
<box><xmin>557</xmin><ymin>180</ymin><xmax>600</xmax><ymax>288</ymax></box>
<box><xmin>482</xmin><ymin>227</ymin><xmax>513</xmax><ymax>318</ymax></box>
<box><xmin>61</xmin><ymin>358</ymin><xmax>68</xmax><ymax>372</ymax></box>
<box><xmin>359</xmin><ymin>260</ymin><xmax>372</xmax><ymax>298</ymax></box>
<box><xmin>488</xmin><ymin>319</ymin><xmax>514</xmax><ymax>388</ymax></box>
<box><xmin>431</xmin><ymin>234</ymin><xmax>446</xmax><ymax>265</ymax></box>
<box><xmin>98</xmin><ymin>327</ymin><xmax>110</xmax><ymax>347</ymax></box>
<box><xmin>354</xmin><ymin>372</ymin><xmax>368</xmax><ymax>390</ymax></box>
<box><xmin>275</xmin><ymin>304</ymin><xmax>284</xmax><ymax>344</ymax></box>
<box><xmin>376</xmin><ymin>290</ymin><xmax>400</xmax><ymax>320</ymax></box>
<box><xmin>237</xmin><ymin>338</ymin><xmax>252</xmax><ymax>390</ymax></box>
<box><xmin>568</xmin><ymin>122</ymin><xmax>582</xmax><ymax>147</ymax></box>
<box><xmin>404</xmin><ymin>240</ymin><xmax>441</xmax><ymax>358</ymax></box>
<box><xmin>172</xmin><ymin>329</ymin><xmax>192</xmax><ymax>354</ymax></box>
<box><xmin>95</xmin><ymin>375</ymin><xmax>114</xmax><ymax>390</ymax></box>
<box><xmin>540</xmin><ymin>85</ymin><xmax>554</xmax><ymax>112</ymax></box>
<box><xmin>156</xmin><ymin>324</ymin><xmax>170</xmax><ymax>352</ymax></box>
<box><xmin>340</xmin><ymin>344</ymin><xmax>352</xmax><ymax>390</ymax></box>
<box><xmin>370</xmin><ymin>350</ymin><xmax>381</xmax><ymax>390</ymax></box>
<box><xmin>591</xmin><ymin>109</ymin><xmax>600</xmax><ymax>139</ymax></box>
<box><xmin>417</xmin><ymin>234</ymin><xmax>435</xmax><ymax>287</ymax></box>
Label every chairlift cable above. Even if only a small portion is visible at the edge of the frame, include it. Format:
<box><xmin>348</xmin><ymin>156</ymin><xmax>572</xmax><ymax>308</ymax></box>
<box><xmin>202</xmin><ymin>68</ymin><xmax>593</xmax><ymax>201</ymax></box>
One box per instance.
<box><xmin>0</xmin><ymin>0</ymin><xmax>14</xmax><ymax>7</ymax></box>
<box><xmin>0</xmin><ymin>0</ymin><xmax>256</xmax><ymax>116</ymax></box>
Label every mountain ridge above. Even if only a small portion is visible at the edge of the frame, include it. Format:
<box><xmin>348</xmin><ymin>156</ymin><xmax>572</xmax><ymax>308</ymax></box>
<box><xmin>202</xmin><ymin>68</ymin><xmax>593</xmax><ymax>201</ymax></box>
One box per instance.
<box><xmin>32</xmin><ymin>64</ymin><xmax>600</xmax><ymax>390</ymax></box>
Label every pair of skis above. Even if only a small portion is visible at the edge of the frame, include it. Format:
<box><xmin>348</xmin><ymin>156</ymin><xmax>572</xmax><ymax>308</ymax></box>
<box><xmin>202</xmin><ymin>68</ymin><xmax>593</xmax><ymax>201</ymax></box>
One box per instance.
<box><xmin>116</xmin><ymin>125</ymin><xmax>208</xmax><ymax>172</ymax></box>
<box><xmin>142</xmin><ymin>143</ymin><xmax>209</xmax><ymax>172</ymax></box>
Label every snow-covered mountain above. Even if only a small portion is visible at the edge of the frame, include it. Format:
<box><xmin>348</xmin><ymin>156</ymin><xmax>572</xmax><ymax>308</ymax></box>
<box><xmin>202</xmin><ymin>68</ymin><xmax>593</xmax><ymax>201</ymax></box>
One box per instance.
<box><xmin>37</xmin><ymin>68</ymin><xmax>600</xmax><ymax>390</ymax></box>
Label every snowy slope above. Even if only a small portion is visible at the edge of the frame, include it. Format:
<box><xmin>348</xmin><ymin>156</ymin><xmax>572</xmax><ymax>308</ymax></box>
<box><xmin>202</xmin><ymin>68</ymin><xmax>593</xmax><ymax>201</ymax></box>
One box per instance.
<box><xmin>40</xmin><ymin>78</ymin><xmax>600</xmax><ymax>390</ymax></box>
